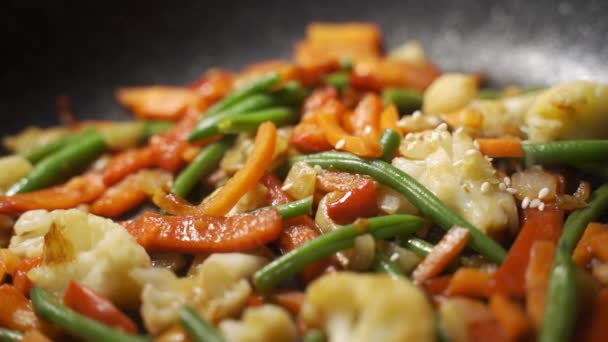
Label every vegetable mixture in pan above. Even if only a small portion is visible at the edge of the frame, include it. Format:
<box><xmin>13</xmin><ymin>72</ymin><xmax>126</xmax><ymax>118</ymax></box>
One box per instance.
<box><xmin>1</xmin><ymin>22</ymin><xmax>608</xmax><ymax>342</ymax></box>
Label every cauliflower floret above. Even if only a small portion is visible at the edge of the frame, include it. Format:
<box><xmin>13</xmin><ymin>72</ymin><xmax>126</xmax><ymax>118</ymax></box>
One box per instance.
<box><xmin>301</xmin><ymin>272</ymin><xmax>435</xmax><ymax>342</ymax></box>
<box><xmin>9</xmin><ymin>210</ymin><xmax>53</xmax><ymax>258</ymax></box>
<box><xmin>525</xmin><ymin>80</ymin><xmax>608</xmax><ymax>142</ymax></box>
<box><xmin>394</xmin><ymin>128</ymin><xmax>518</xmax><ymax>235</ymax></box>
<box><xmin>423</xmin><ymin>73</ymin><xmax>479</xmax><ymax>115</ymax></box>
<box><xmin>219</xmin><ymin>305</ymin><xmax>296</xmax><ymax>342</ymax></box>
<box><xmin>131</xmin><ymin>253</ymin><xmax>268</xmax><ymax>335</ymax></box>
<box><xmin>24</xmin><ymin>209</ymin><xmax>150</xmax><ymax>308</ymax></box>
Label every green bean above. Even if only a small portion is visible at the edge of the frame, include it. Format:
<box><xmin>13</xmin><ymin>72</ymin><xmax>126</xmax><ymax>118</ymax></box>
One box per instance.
<box><xmin>172</xmin><ymin>136</ymin><xmax>234</xmax><ymax>198</ymax></box>
<box><xmin>0</xmin><ymin>327</ymin><xmax>22</xmax><ymax>342</ymax></box>
<box><xmin>189</xmin><ymin>93</ymin><xmax>279</xmax><ymax>141</ymax></box>
<box><xmin>289</xmin><ymin>152</ymin><xmax>507</xmax><ymax>263</ymax></box>
<box><xmin>179</xmin><ymin>306</ymin><xmax>225</xmax><ymax>342</ymax></box>
<box><xmin>22</xmin><ymin>131</ymin><xmax>86</xmax><ymax>164</ymax></box>
<box><xmin>272</xmin><ymin>196</ymin><xmax>313</xmax><ymax>219</ymax></box>
<box><xmin>253</xmin><ymin>214</ymin><xmax>422</xmax><ymax>291</ymax></box>
<box><xmin>205</xmin><ymin>71</ymin><xmax>280</xmax><ymax>117</ymax></box>
<box><xmin>217</xmin><ymin>107</ymin><xmax>297</xmax><ymax>133</ymax></box>
<box><xmin>379</xmin><ymin>128</ymin><xmax>402</xmax><ymax>162</ymax></box>
<box><xmin>322</xmin><ymin>71</ymin><xmax>349</xmax><ymax>90</ymax></box>
<box><xmin>403</xmin><ymin>237</ymin><xmax>434</xmax><ymax>256</ymax></box>
<box><xmin>30</xmin><ymin>287</ymin><xmax>149</xmax><ymax>342</ymax></box>
<box><xmin>372</xmin><ymin>252</ymin><xmax>406</xmax><ymax>279</ymax></box>
<box><xmin>141</xmin><ymin>120</ymin><xmax>174</xmax><ymax>139</ymax></box>
<box><xmin>7</xmin><ymin>130</ymin><xmax>107</xmax><ymax>195</ymax></box>
<box><xmin>272</xmin><ymin>81</ymin><xmax>308</xmax><ymax>105</ymax></box>
<box><xmin>303</xmin><ymin>330</ymin><xmax>325</xmax><ymax>342</ymax></box>
<box><xmin>539</xmin><ymin>183</ymin><xmax>608</xmax><ymax>342</ymax></box>
<box><xmin>381</xmin><ymin>87</ymin><xmax>422</xmax><ymax>111</ymax></box>
<box><xmin>523</xmin><ymin>140</ymin><xmax>608</xmax><ymax>165</ymax></box>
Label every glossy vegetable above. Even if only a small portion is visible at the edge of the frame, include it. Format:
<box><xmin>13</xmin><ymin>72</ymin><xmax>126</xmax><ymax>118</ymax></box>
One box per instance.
<box><xmin>372</xmin><ymin>252</ymin><xmax>406</xmax><ymax>279</ymax></box>
<box><xmin>271</xmin><ymin>196</ymin><xmax>313</xmax><ymax>220</ymax></box>
<box><xmin>253</xmin><ymin>214</ymin><xmax>423</xmax><ymax>291</ymax></box>
<box><xmin>217</xmin><ymin>107</ymin><xmax>297</xmax><ymax>133</ymax></box>
<box><xmin>178</xmin><ymin>306</ymin><xmax>225</xmax><ymax>342</ymax></box>
<box><xmin>289</xmin><ymin>152</ymin><xmax>507</xmax><ymax>263</ymax></box>
<box><xmin>378</xmin><ymin>128</ymin><xmax>402</xmax><ymax>162</ymax></box>
<box><xmin>0</xmin><ymin>327</ymin><xmax>22</xmax><ymax>342</ymax></box>
<box><xmin>381</xmin><ymin>87</ymin><xmax>422</xmax><ymax>111</ymax></box>
<box><xmin>522</xmin><ymin>140</ymin><xmax>608</xmax><ymax>165</ymax></box>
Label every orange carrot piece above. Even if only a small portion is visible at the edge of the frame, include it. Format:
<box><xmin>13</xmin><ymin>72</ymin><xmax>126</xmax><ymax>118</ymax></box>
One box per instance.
<box><xmin>273</xmin><ymin>291</ymin><xmax>305</xmax><ymax>315</ymax></box>
<box><xmin>589</xmin><ymin>232</ymin><xmax>608</xmax><ymax>263</ymax></box>
<box><xmin>149</xmin><ymin>109</ymin><xmax>199</xmax><ymax>173</ymax></box>
<box><xmin>0</xmin><ymin>174</ymin><xmax>106</xmax><ymax>216</ymax></box>
<box><xmin>491</xmin><ymin>206</ymin><xmax>563</xmax><ymax>297</ymax></box>
<box><xmin>116</xmin><ymin>86</ymin><xmax>202</xmax><ymax>121</ymax></box>
<box><xmin>188</xmin><ymin>69</ymin><xmax>234</xmax><ymax>103</ymax></box>
<box><xmin>290</xmin><ymin>87</ymin><xmax>337</xmax><ymax>153</ymax></box>
<box><xmin>573</xmin><ymin>223</ymin><xmax>608</xmax><ymax>267</ymax></box>
<box><xmin>197</xmin><ymin>122</ymin><xmax>277</xmax><ymax>216</ymax></box>
<box><xmin>12</xmin><ymin>257</ymin><xmax>42</xmax><ymax>296</ymax></box>
<box><xmin>102</xmin><ymin>147</ymin><xmax>153</xmax><ymax>186</ymax></box>
<box><xmin>379</xmin><ymin>104</ymin><xmax>402</xmax><ymax>133</ymax></box>
<box><xmin>350</xmin><ymin>58</ymin><xmax>440</xmax><ymax>91</ymax></box>
<box><xmin>525</xmin><ymin>240</ymin><xmax>556</xmax><ymax>331</ymax></box>
<box><xmin>123</xmin><ymin>209</ymin><xmax>282</xmax><ymax>254</ymax></box>
<box><xmin>326</xmin><ymin>179</ymin><xmax>379</xmax><ymax>224</ymax></box>
<box><xmin>423</xmin><ymin>275</ymin><xmax>452</xmax><ymax>296</ymax></box>
<box><xmin>246</xmin><ymin>293</ymin><xmax>265</xmax><ymax>307</ymax></box>
<box><xmin>577</xmin><ymin>288</ymin><xmax>608</xmax><ymax>342</ymax></box>
<box><xmin>20</xmin><ymin>330</ymin><xmax>52</xmax><ymax>342</ymax></box>
<box><xmin>412</xmin><ymin>227</ymin><xmax>470</xmax><ymax>284</ymax></box>
<box><xmin>350</xmin><ymin>93</ymin><xmax>383</xmax><ymax>138</ymax></box>
<box><xmin>0</xmin><ymin>249</ymin><xmax>21</xmax><ymax>283</ymax></box>
<box><xmin>446</xmin><ymin>268</ymin><xmax>492</xmax><ymax>299</ymax></box>
<box><xmin>476</xmin><ymin>138</ymin><xmax>525</xmax><ymax>158</ymax></box>
<box><xmin>489</xmin><ymin>293</ymin><xmax>531</xmax><ymax>341</ymax></box>
<box><xmin>90</xmin><ymin>174</ymin><xmax>147</xmax><ymax>218</ymax></box>
<box><xmin>446</xmin><ymin>297</ymin><xmax>509</xmax><ymax>342</ymax></box>
<box><xmin>0</xmin><ymin>284</ymin><xmax>42</xmax><ymax>332</ymax></box>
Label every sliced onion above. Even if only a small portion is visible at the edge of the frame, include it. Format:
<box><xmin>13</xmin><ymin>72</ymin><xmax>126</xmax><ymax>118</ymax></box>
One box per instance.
<box><xmin>511</xmin><ymin>169</ymin><xmax>557</xmax><ymax>201</ymax></box>
<box><xmin>283</xmin><ymin>161</ymin><xmax>318</xmax><ymax>200</ymax></box>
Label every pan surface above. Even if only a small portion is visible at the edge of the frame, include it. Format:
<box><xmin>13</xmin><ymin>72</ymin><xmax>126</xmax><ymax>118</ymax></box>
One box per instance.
<box><xmin>1</xmin><ymin>0</ymin><xmax>607</xmax><ymax>135</ymax></box>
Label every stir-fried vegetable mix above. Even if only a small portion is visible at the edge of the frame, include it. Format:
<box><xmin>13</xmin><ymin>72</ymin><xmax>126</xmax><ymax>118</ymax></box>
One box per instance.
<box><xmin>1</xmin><ymin>22</ymin><xmax>608</xmax><ymax>342</ymax></box>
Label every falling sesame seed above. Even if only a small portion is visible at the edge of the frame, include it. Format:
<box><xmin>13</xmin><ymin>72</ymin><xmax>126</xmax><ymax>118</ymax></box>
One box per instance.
<box><xmin>538</xmin><ymin>187</ymin><xmax>550</xmax><ymax>199</ymax></box>
<box><xmin>539</xmin><ymin>202</ymin><xmax>545</xmax><ymax>211</ymax></box>
<box><xmin>507</xmin><ymin>187</ymin><xmax>518</xmax><ymax>194</ymax></box>
<box><xmin>465</xmin><ymin>149</ymin><xmax>478</xmax><ymax>156</ymax></box>
<box><xmin>335</xmin><ymin>139</ymin><xmax>346</xmax><ymax>149</ymax></box>
<box><xmin>530</xmin><ymin>198</ymin><xmax>541</xmax><ymax>208</ymax></box>
<box><xmin>390</xmin><ymin>253</ymin><xmax>400</xmax><ymax>262</ymax></box>
<box><xmin>481</xmin><ymin>182</ymin><xmax>490</xmax><ymax>193</ymax></box>
<box><xmin>503</xmin><ymin>177</ymin><xmax>511</xmax><ymax>186</ymax></box>
<box><xmin>521</xmin><ymin>196</ymin><xmax>530</xmax><ymax>209</ymax></box>
<box><xmin>499</xmin><ymin>183</ymin><xmax>507</xmax><ymax>191</ymax></box>
<box><xmin>437</xmin><ymin>123</ymin><xmax>448</xmax><ymax>131</ymax></box>
<box><xmin>473</xmin><ymin>140</ymin><xmax>480</xmax><ymax>149</ymax></box>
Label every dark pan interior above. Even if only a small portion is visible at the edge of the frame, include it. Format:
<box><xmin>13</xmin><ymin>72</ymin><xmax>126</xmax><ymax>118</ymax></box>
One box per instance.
<box><xmin>2</xmin><ymin>0</ymin><xmax>607</xmax><ymax>136</ymax></box>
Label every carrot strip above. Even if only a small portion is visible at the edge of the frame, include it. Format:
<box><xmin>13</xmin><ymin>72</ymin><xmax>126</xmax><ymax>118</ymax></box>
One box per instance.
<box><xmin>489</xmin><ymin>293</ymin><xmax>531</xmax><ymax>341</ymax></box>
<box><xmin>576</xmin><ymin>288</ymin><xmax>608</xmax><ymax>342</ymax></box>
<box><xmin>491</xmin><ymin>206</ymin><xmax>563</xmax><ymax>297</ymax></box>
<box><xmin>412</xmin><ymin>227</ymin><xmax>470</xmax><ymax>284</ymax></box>
<box><xmin>0</xmin><ymin>174</ymin><xmax>106</xmax><ymax>216</ymax></box>
<box><xmin>446</xmin><ymin>268</ymin><xmax>492</xmax><ymax>299</ymax></box>
<box><xmin>149</xmin><ymin>109</ymin><xmax>199</xmax><ymax>172</ymax></box>
<box><xmin>315</xmin><ymin>99</ymin><xmax>382</xmax><ymax>157</ymax></box>
<box><xmin>446</xmin><ymin>297</ymin><xmax>509</xmax><ymax>342</ymax></box>
<box><xmin>188</xmin><ymin>69</ymin><xmax>234</xmax><ymax>102</ymax></box>
<box><xmin>589</xmin><ymin>232</ymin><xmax>608</xmax><ymax>263</ymax></box>
<box><xmin>123</xmin><ymin>209</ymin><xmax>282</xmax><ymax>253</ymax></box>
<box><xmin>350</xmin><ymin>93</ymin><xmax>383</xmax><ymax>139</ymax></box>
<box><xmin>197</xmin><ymin>122</ymin><xmax>277</xmax><ymax>216</ymax></box>
<box><xmin>246</xmin><ymin>293</ymin><xmax>265</xmax><ymax>307</ymax></box>
<box><xmin>102</xmin><ymin>147</ymin><xmax>153</xmax><ymax>186</ymax></box>
<box><xmin>290</xmin><ymin>87</ymin><xmax>337</xmax><ymax>153</ymax></box>
<box><xmin>19</xmin><ymin>330</ymin><xmax>51</xmax><ymax>342</ymax></box>
<box><xmin>423</xmin><ymin>275</ymin><xmax>452</xmax><ymax>296</ymax></box>
<box><xmin>350</xmin><ymin>58</ymin><xmax>440</xmax><ymax>91</ymax></box>
<box><xmin>90</xmin><ymin>174</ymin><xmax>147</xmax><ymax>218</ymax></box>
<box><xmin>116</xmin><ymin>86</ymin><xmax>202</xmax><ymax>121</ymax></box>
<box><xmin>379</xmin><ymin>104</ymin><xmax>402</xmax><ymax>133</ymax></box>
<box><xmin>573</xmin><ymin>223</ymin><xmax>608</xmax><ymax>267</ymax></box>
<box><xmin>0</xmin><ymin>284</ymin><xmax>42</xmax><ymax>332</ymax></box>
<box><xmin>326</xmin><ymin>178</ymin><xmax>378</xmax><ymax>224</ymax></box>
<box><xmin>273</xmin><ymin>291</ymin><xmax>305</xmax><ymax>315</ymax></box>
<box><xmin>525</xmin><ymin>240</ymin><xmax>556</xmax><ymax>331</ymax></box>
<box><xmin>0</xmin><ymin>249</ymin><xmax>21</xmax><ymax>283</ymax></box>
<box><xmin>12</xmin><ymin>257</ymin><xmax>42</xmax><ymax>296</ymax></box>
<box><xmin>476</xmin><ymin>138</ymin><xmax>525</xmax><ymax>158</ymax></box>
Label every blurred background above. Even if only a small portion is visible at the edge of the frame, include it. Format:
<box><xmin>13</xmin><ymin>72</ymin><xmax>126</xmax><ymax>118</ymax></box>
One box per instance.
<box><xmin>1</xmin><ymin>0</ymin><xmax>607</xmax><ymax>134</ymax></box>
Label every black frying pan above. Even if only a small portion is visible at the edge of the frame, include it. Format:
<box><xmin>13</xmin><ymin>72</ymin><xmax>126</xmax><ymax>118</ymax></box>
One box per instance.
<box><xmin>1</xmin><ymin>0</ymin><xmax>607</xmax><ymax>137</ymax></box>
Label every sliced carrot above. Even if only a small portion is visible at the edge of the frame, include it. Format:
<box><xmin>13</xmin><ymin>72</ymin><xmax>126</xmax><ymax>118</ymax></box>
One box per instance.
<box><xmin>273</xmin><ymin>291</ymin><xmax>305</xmax><ymax>315</ymax></box>
<box><xmin>246</xmin><ymin>293</ymin><xmax>265</xmax><ymax>307</ymax></box>
<box><xmin>197</xmin><ymin>122</ymin><xmax>277</xmax><ymax>216</ymax></box>
<box><xmin>0</xmin><ymin>284</ymin><xmax>42</xmax><ymax>332</ymax></box>
<box><xmin>19</xmin><ymin>330</ymin><xmax>52</xmax><ymax>342</ymax></box>
<box><xmin>64</xmin><ymin>281</ymin><xmax>137</xmax><ymax>333</ymax></box>
<box><xmin>116</xmin><ymin>86</ymin><xmax>202</xmax><ymax>121</ymax></box>
<box><xmin>315</xmin><ymin>169</ymin><xmax>368</xmax><ymax>193</ymax></box>
<box><xmin>260</xmin><ymin>173</ymin><xmax>291</xmax><ymax>205</ymax></box>
<box><xmin>188</xmin><ymin>69</ymin><xmax>234</xmax><ymax>102</ymax></box>
<box><xmin>0</xmin><ymin>249</ymin><xmax>21</xmax><ymax>283</ymax></box>
<box><xmin>350</xmin><ymin>58</ymin><xmax>440</xmax><ymax>91</ymax></box>
<box><xmin>326</xmin><ymin>179</ymin><xmax>379</xmax><ymax>224</ymax></box>
<box><xmin>412</xmin><ymin>227</ymin><xmax>470</xmax><ymax>284</ymax></box>
<box><xmin>149</xmin><ymin>109</ymin><xmax>199</xmax><ymax>173</ymax></box>
<box><xmin>12</xmin><ymin>256</ymin><xmax>42</xmax><ymax>296</ymax></box>
<box><xmin>379</xmin><ymin>104</ymin><xmax>402</xmax><ymax>133</ymax></box>
<box><xmin>349</xmin><ymin>93</ymin><xmax>383</xmax><ymax>139</ymax></box>
<box><xmin>442</xmin><ymin>108</ymin><xmax>484</xmax><ymax>130</ymax></box>
<box><xmin>576</xmin><ymin>288</ymin><xmax>608</xmax><ymax>342</ymax></box>
<box><xmin>181</xmin><ymin>145</ymin><xmax>202</xmax><ymax>163</ymax></box>
<box><xmin>91</xmin><ymin>174</ymin><xmax>147</xmax><ymax>218</ymax></box>
<box><xmin>446</xmin><ymin>268</ymin><xmax>492</xmax><ymax>299</ymax></box>
<box><xmin>573</xmin><ymin>223</ymin><xmax>608</xmax><ymax>267</ymax></box>
<box><xmin>0</xmin><ymin>173</ymin><xmax>106</xmax><ymax>216</ymax></box>
<box><xmin>307</xmin><ymin>22</ymin><xmax>381</xmax><ymax>49</ymax></box>
<box><xmin>315</xmin><ymin>99</ymin><xmax>382</xmax><ymax>157</ymax></box>
<box><xmin>444</xmin><ymin>297</ymin><xmax>509</xmax><ymax>342</ymax></box>
<box><xmin>476</xmin><ymin>138</ymin><xmax>525</xmax><ymax>158</ymax></box>
<box><xmin>525</xmin><ymin>240</ymin><xmax>556</xmax><ymax>331</ymax></box>
<box><xmin>489</xmin><ymin>293</ymin><xmax>531</xmax><ymax>341</ymax></box>
<box><xmin>423</xmin><ymin>275</ymin><xmax>452</xmax><ymax>296</ymax></box>
<box><xmin>290</xmin><ymin>87</ymin><xmax>337</xmax><ymax>153</ymax></box>
<box><xmin>102</xmin><ymin>147</ymin><xmax>153</xmax><ymax>186</ymax></box>
<box><xmin>589</xmin><ymin>232</ymin><xmax>608</xmax><ymax>263</ymax></box>
<box><xmin>123</xmin><ymin>209</ymin><xmax>282</xmax><ymax>254</ymax></box>
<box><xmin>491</xmin><ymin>206</ymin><xmax>563</xmax><ymax>297</ymax></box>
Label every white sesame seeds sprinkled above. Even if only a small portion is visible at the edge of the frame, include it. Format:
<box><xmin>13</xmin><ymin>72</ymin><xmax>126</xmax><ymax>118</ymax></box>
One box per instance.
<box><xmin>390</xmin><ymin>253</ymin><xmax>400</xmax><ymax>262</ymax></box>
<box><xmin>503</xmin><ymin>177</ymin><xmax>511</xmax><ymax>186</ymax></box>
<box><xmin>507</xmin><ymin>187</ymin><xmax>518</xmax><ymax>194</ymax></box>
<box><xmin>473</xmin><ymin>140</ymin><xmax>480</xmax><ymax>149</ymax></box>
<box><xmin>281</xmin><ymin>183</ymin><xmax>293</xmax><ymax>191</ymax></box>
<box><xmin>529</xmin><ymin>198</ymin><xmax>541</xmax><ymax>208</ymax></box>
<box><xmin>538</xmin><ymin>202</ymin><xmax>546</xmax><ymax>211</ymax></box>
<box><xmin>465</xmin><ymin>149</ymin><xmax>478</xmax><ymax>157</ymax></box>
<box><xmin>538</xmin><ymin>187</ymin><xmax>550</xmax><ymax>199</ymax></box>
<box><xmin>363</xmin><ymin>125</ymin><xmax>373</xmax><ymax>135</ymax></box>
<box><xmin>521</xmin><ymin>196</ymin><xmax>531</xmax><ymax>209</ymax></box>
<box><xmin>412</xmin><ymin>111</ymin><xmax>422</xmax><ymax>119</ymax></box>
<box><xmin>437</xmin><ymin>123</ymin><xmax>448</xmax><ymax>131</ymax></box>
<box><xmin>335</xmin><ymin>139</ymin><xmax>346</xmax><ymax>149</ymax></box>
<box><xmin>481</xmin><ymin>182</ymin><xmax>490</xmax><ymax>193</ymax></box>
<box><xmin>499</xmin><ymin>183</ymin><xmax>507</xmax><ymax>191</ymax></box>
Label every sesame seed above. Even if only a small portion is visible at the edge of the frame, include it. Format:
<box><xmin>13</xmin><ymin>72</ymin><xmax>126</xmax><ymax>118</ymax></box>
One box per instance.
<box><xmin>503</xmin><ymin>177</ymin><xmax>511</xmax><ymax>186</ymax></box>
<box><xmin>437</xmin><ymin>123</ymin><xmax>448</xmax><ymax>131</ymax></box>
<box><xmin>473</xmin><ymin>140</ymin><xmax>480</xmax><ymax>149</ymax></box>
<box><xmin>521</xmin><ymin>196</ymin><xmax>530</xmax><ymax>209</ymax></box>
<box><xmin>481</xmin><ymin>182</ymin><xmax>490</xmax><ymax>193</ymax></box>
<box><xmin>465</xmin><ymin>149</ymin><xmax>478</xmax><ymax>156</ymax></box>
<box><xmin>529</xmin><ymin>198</ymin><xmax>541</xmax><ymax>208</ymax></box>
<box><xmin>506</xmin><ymin>187</ymin><xmax>518</xmax><ymax>194</ymax></box>
<box><xmin>538</xmin><ymin>187</ymin><xmax>550</xmax><ymax>199</ymax></box>
<box><xmin>363</xmin><ymin>125</ymin><xmax>373</xmax><ymax>135</ymax></box>
<box><xmin>335</xmin><ymin>139</ymin><xmax>346</xmax><ymax>149</ymax></box>
<box><xmin>538</xmin><ymin>202</ymin><xmax>545</xmax><ymax>211</ymax></box>
<box><xmin>281</xmin><ymin>183</ymin><xmax>293</xmax><ymax>191</ymax></box>
<box><xmin>499</xmin><ymin>183</ymin><xmax>507</xmax><ymax>191</ymax></box>
<box><xmin>405</xmin><ymin>133</ymin><xmax>414</xmax><ymax>140</ymax></box>
<box><xmin>390</xmin><ymin>253</ymin><xmax>400</xmax><ymax>262</ymax></box>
